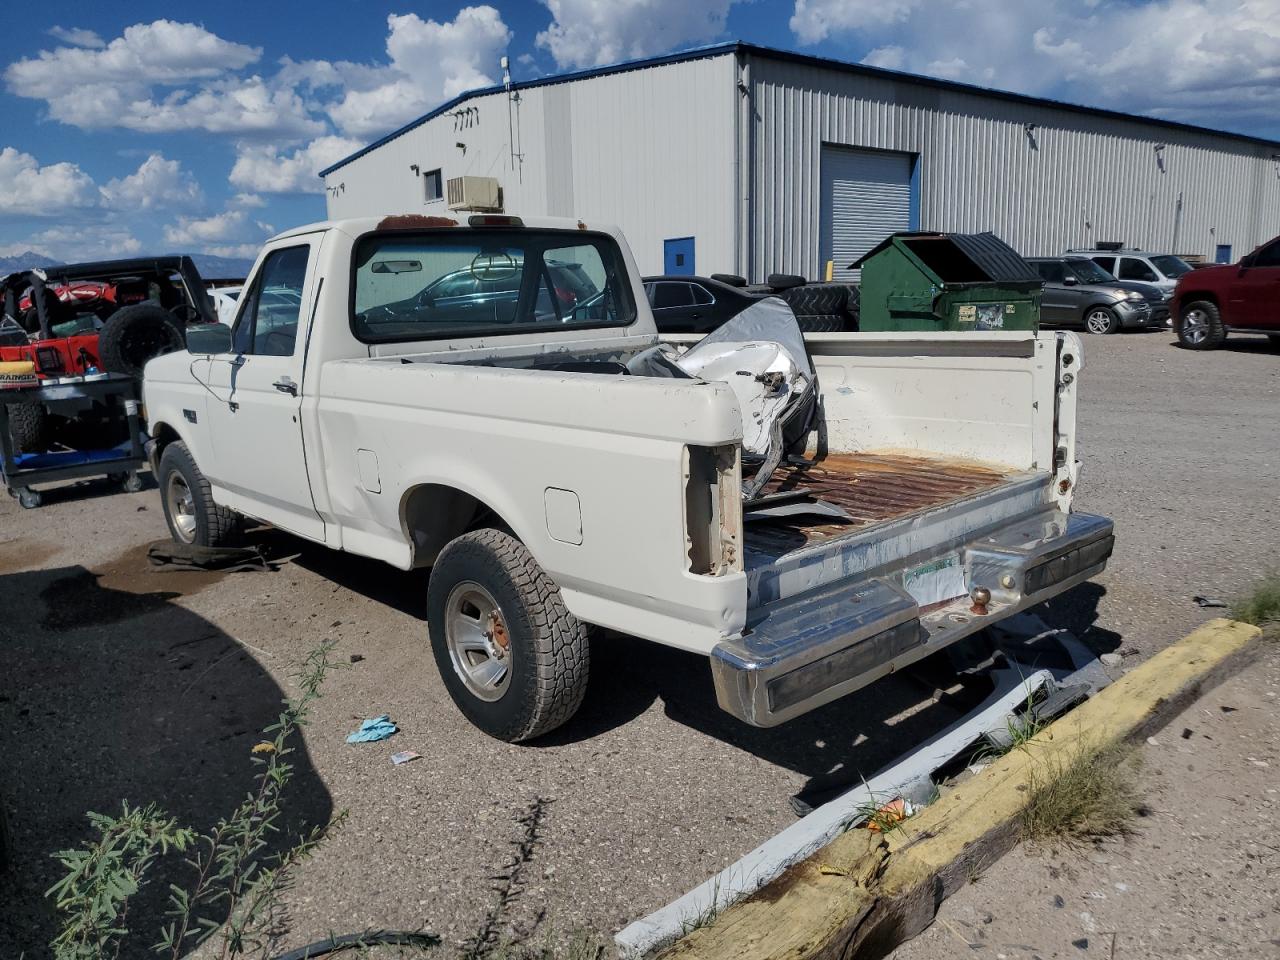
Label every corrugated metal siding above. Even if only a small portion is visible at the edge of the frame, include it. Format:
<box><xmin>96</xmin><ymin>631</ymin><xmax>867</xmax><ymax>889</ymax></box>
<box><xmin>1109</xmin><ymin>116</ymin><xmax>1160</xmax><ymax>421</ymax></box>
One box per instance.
<box><xmin>748</xmin><ymin>55</ymin><xmax>1280</xmax><ymax>280</ymax></box>
<box><xmin>323</xmin><ymin>55</ymin><xmax>738</xmax><ymax>276</ymax></box>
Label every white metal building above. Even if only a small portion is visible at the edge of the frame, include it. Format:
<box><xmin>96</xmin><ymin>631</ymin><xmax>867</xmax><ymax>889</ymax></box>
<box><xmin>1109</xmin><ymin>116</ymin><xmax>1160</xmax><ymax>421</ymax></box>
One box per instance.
<box><xmin>320</xmin><ymin>42</ymin><xmax>1280</xmax><ymax>281</ymax></box>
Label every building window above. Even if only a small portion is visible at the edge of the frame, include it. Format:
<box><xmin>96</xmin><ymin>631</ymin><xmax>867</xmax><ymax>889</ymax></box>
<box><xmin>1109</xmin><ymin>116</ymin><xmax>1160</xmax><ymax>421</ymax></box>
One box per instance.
<box><xmin>423</xmin><ymin>168</ymin><xmax>443</xmax><ymax>203</ymax></box>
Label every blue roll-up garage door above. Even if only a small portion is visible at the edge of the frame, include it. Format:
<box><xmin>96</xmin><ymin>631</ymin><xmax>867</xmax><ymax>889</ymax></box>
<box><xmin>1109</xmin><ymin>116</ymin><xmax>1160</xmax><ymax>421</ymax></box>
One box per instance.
<box><xmin>821</xmin><ymin>146</ymin><xmax>915</xmax><ymax>279</ymax></box>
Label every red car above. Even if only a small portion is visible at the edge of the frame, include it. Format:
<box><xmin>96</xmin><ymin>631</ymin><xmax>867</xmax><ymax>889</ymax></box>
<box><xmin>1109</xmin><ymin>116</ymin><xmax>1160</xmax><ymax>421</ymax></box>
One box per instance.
<box><xmin>1172</xmin><ymin>236</ymin><xmax>1280</xmax><ymax>349</ymax></box>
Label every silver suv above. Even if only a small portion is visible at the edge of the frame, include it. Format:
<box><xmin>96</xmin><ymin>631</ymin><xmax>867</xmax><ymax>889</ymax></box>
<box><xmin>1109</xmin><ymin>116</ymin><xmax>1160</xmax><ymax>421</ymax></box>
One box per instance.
<box><xmin>1066</xmin><ymin>246</ymin><xmax>1192</xmax><ymax>299</ymax></box>
<box><xmin>1026</xmin><ymin>257</ymin><xmax>1164</xmax><ymax>334</ymax></box>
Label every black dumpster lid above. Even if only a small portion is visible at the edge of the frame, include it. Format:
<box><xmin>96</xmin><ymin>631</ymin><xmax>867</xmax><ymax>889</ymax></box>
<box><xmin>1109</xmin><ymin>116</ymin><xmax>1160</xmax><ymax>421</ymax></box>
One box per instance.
<box><xmin>852</xmin><ymin>232</ymin><xmax>1041</xmax><ymax>283</ymax></box>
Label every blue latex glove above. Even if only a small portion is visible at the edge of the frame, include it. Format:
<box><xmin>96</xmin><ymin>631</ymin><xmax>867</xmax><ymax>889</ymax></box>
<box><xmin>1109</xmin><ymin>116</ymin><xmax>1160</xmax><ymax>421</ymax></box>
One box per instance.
<box><xmin>346</xmin><ymin>714</ymin><xmax>398</xmax><ymax>743</ymax></box>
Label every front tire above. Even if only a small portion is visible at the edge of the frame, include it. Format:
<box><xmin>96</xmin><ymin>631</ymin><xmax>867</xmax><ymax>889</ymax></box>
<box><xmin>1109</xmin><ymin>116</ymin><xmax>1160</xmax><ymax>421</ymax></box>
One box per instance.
<box><xmin>1176</xmin><ymin>300</ymin><xmax>1226</xmax><ymax>350</ymax></box>
<box><xmin>427</xmin><ymin>529</ymin><xmax>589</xmax><ymax>742</ymax></box>
<box><xmin>157</xmin><ymin>441</ymin><xmax>242</xmax><ymax>547</ymax></box>
<box><xmin>1083</xmin><ymin>305</ymin><xmax>1120</xmax><ymax>335</ymax></box>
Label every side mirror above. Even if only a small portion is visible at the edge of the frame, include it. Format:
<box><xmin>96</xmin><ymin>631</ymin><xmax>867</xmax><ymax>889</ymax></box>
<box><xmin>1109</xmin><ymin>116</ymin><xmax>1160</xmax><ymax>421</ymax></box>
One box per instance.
<box><xmin>185</xmin><ymin>323</ymin><xmax>233</xmax><ymax>354</ymax></box>
<box><xmin>1062</xmin><ymin>276</ymin><xmax>1078</xmax><ymax>286</ymax></box>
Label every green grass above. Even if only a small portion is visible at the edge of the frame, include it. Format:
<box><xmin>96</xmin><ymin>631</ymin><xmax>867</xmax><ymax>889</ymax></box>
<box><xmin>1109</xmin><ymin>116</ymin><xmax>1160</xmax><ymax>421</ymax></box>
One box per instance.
<box><xmin>1232</xmin><ymin>573</ymin><xmax>1280</xmax><ymax>628</ymax></box>
<box><xmin>1021</xmin><ymin>741</ymin><xmax>1145</xmax><ymax>844</ymax></box>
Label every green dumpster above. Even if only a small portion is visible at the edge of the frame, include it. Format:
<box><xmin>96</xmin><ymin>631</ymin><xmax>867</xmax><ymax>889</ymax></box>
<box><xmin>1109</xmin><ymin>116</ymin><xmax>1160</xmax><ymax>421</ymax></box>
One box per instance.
<box><xmin>852</xmin><ymin>231</ymin><xmax>1042</xmax><ymax>332</ymax></box>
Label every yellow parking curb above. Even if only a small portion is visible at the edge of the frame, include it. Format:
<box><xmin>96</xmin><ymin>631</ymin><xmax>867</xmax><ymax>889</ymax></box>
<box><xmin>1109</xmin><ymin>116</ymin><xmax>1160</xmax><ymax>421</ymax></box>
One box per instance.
<box><xmin>662</xmin><ymin>618</ymin><xmax>1260</xmax><ymax>960</ymax></box>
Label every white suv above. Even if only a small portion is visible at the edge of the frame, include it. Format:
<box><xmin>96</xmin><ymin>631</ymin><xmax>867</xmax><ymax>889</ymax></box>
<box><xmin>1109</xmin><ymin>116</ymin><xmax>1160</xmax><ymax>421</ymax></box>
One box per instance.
<box><xmin>1066</xmin><ymin>247</ymin><xmax>1192</xmax><ymax>299</ymax></box>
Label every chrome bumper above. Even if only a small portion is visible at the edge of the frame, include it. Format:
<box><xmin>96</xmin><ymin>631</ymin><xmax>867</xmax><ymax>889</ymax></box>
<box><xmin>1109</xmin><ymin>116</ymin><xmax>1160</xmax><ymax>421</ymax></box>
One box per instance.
<box><xmin>710</xmin><ymin>511</ymin><xmax>1114</xmax><ymax>726</ymax></box>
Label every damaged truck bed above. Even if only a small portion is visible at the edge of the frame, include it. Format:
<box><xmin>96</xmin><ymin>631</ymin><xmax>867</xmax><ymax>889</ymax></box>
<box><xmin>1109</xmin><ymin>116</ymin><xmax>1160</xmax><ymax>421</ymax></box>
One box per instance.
<box><xmin>142</xmin><ymin>214</ymin><xmax>1113</xmax><ymax>741</ymax></box>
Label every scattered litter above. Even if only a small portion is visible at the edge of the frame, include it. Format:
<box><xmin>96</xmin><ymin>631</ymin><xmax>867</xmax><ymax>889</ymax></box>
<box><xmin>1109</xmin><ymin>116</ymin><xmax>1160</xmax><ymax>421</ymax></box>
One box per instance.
<box><xmin>1192</xmin><ymin>595</ymin><xmax>1228</xmax><ymax>608</ymax></box>
<box><xmin>349</xmin><ymin>653</ymin><xmax>365</xmax><ymax>664</ymax></box>
<box><xmin>1181</xmin><ymin>728</ymin><xmax>1193</xmax><ymax>739</ymax></box>
<box><xmin>1146</xmin><ymin>736</ymin><xmax>1159</xmax><ymax>746</ymax></box>
<box><xmin>391</xmin><ymin>750</ymin><xmax>421</xmax><ymax>765</ymax></box>
<box><xmin>1221</xmin><ymin>705</ymin><xmax>1238</xmax><ymax>713</ymax></box>
<box><xmin>818</xmin><ymin>864</ymin><xmax>848</xmax><ymax>877</ymax></box>
<box><xmin>1099</xmin><ymin>653</ymin><xmax>1123</xmax><ymax>668</ymax></box>
<box><xmin>346</xmin><ymin>714</ymin><xmax>398</xmax><ymax>743</ymax></box>
<box><xmin>862</xmin><ymin>797</ymin><xmax>913</xmax><ymax>832</ymax></box>
<box><xmin>136</xmin><ymin>505</ymin><xmax>147</xmax><ymax>512</ymax></box>
<box><xmin>1114</xmin><ymin>883</ymin><xmax>1129</xmax><ymax>892</ymax></box>
<box><xmin>147</xmin><ymin>541</ymin><xmax>272</xmax><ymax>572</ymax></box>
<box><xmin>1246</xmin><ymin>757</ymin><xmax>1270</xmax><ymax>768</ymax></box>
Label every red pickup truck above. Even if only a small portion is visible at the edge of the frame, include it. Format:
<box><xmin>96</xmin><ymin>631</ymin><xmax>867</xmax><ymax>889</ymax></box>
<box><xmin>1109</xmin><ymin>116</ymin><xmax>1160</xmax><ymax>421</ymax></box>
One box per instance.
<box><xmin>1173</xmin><ymin>236</ymin><xmax>1280</xmax><ymax>349</ymax></box>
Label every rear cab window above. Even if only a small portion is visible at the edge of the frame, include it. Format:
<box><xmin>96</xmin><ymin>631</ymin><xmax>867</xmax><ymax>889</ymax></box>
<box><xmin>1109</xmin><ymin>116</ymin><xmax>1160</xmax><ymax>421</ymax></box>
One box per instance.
<box><xmin>351</xmin><ymin>229</ymin><xmax>637</xmax><ymax>343</ymax></box>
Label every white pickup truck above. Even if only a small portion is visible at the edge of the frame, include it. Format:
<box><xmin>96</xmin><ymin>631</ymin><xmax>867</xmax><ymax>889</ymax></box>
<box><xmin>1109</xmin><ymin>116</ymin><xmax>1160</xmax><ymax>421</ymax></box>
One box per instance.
<box><xmin>142</xmin><ymin>214</ymin><xmax>1113</xmax><ymax>742</ymax></box>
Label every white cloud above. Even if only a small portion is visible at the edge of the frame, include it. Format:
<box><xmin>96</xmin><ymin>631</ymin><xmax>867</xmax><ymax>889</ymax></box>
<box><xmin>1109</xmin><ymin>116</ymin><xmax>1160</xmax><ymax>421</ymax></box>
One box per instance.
<box><xmin>790</xmin><ymin>0</ymin><xmax>921</xmax><ymax>44</ymax></box>
<box><xmin>162</xmin><ymin>206</ymin><xmax>274</xmax><ymax>254</ymax></box>
<box><xmin>2</xmin><ymin>225</ymin><xmax>142</xmax><ymax>261</ymax></box>
<box><xmin>536</xmin><ymin>0</ymin><xmax>738</xmax><ymax>68</ymax></box>
<box><xmin>789</xmin><ymin>0</ymin><xmax>1280</xmax><ymax>132</ymax></box>
<box><xmin>47</xmin><ymin>26</ymin><xmax>104</xmax><ymax>49</ymax></box>
<box><xmin>230</xmin><ymin>135</ymin><xmax>365</xmax><ymax>193</ymax></box>
<box><xmin>3</xmin><ymin>20</ymin><xmax>314</xmax><ymax>139</ymax></box>
<box><xmin>231</xmin><ymin>192</ymin><xmax>266</xmax><ymax>208</ymax></box>
<box><xmin>325</xmin><ymin>8</ymin><xmax>512</xmax><ymax>137</ymax></box>
<box><xmin>861</xmin><ymin>45</ymin><xmax>905</xmax><ymax>70</ymax></box>
<box><xmin>0</xmin><ymin>147</ymin><xmax>100</xmax><ymax>217</ymax></box>
<box><xmin>101</xmin><ymin>153</ymin><xmax>202</xmax><ymax>210</ymax></box>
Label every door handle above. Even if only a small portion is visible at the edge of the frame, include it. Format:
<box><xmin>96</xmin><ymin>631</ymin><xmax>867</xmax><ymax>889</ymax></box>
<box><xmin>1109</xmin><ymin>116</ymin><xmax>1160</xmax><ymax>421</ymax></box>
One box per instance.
<box><xmin>273</xmin><ymin>377</ymin><xmax>298</xmax><ymax>396</ymax></box>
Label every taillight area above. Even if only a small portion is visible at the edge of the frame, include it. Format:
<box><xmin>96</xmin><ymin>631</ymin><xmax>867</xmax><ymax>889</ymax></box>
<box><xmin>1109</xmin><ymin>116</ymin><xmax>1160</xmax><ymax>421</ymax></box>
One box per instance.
<box><xmin>683</xmin><ymin>444</ymin><xmax>742</xmax><ymax>576</ymax></box>
<box><xmin>34</xmin><ymin>346</ymin><xmax>65</xmax><ymax>374</ymax></box>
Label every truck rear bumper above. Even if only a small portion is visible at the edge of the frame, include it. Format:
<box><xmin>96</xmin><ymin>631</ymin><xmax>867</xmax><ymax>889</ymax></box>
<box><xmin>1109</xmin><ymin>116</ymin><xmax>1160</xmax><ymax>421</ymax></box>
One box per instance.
<box><xmin>710</xmin><ymin>510</ymin><xmax>1114</xmax><ymax>726</ymax></box>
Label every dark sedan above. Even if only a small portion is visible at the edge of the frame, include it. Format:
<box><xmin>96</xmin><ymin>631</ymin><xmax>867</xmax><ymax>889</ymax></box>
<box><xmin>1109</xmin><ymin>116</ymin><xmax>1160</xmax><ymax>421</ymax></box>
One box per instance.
<box><xmin>642</xmin><ymin>275</ymin><xmax>762</xmax><ymax>334</ymax></box>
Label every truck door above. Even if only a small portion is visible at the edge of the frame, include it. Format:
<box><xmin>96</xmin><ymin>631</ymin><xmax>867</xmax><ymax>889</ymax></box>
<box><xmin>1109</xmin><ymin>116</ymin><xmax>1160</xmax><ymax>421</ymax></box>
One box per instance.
<box><xmin>202</xmin><ymin>235</ymin><xmax>326</xmax><ymax>541</ymax></box>
<box><xmin>1234</xmin><ymin>240</ymin><xmax>1280</xmax><ymax>329</ymax></box>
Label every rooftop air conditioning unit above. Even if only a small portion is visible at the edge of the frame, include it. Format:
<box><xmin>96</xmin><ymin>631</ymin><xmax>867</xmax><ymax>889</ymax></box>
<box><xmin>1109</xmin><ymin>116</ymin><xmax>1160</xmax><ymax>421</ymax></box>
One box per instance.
<box><xmin>447</xmin><ymin>176</ymin><xmax>503</xmax><ymax>212</ymax></box>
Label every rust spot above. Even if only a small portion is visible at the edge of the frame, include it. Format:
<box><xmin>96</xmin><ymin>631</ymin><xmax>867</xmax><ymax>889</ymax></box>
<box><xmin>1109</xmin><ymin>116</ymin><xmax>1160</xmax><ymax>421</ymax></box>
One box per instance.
<box><xmin>1058</xmin><ymin>477</ymin><xmax>1071</xmax><ymax>494</ymax></box>
<box><xmin>377</xmin><ymin>214</ymin><xmax>458</xmax><ymax>230</ymax></box>
<box><xmin>489</xmin><ymin>612</ymin><xmax>510</xmax><ymax>651</ymax></box>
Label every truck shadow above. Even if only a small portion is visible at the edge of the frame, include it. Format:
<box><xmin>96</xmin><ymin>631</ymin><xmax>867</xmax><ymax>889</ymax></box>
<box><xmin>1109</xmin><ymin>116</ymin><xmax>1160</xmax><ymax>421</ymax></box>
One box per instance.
<box><xmin>555</xmin><ymin>583</ymin><xmax>1120</xmax><ymax>790</ymax></box>
<box><xmin>0</xmin><ymin>562</ymin><xmax>333</xmax><ymax>960</ymax></box>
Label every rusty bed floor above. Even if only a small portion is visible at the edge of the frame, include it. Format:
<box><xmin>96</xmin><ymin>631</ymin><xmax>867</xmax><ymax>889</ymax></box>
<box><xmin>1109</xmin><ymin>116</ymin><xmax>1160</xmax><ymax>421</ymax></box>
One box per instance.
<box><xmin>745</xmin><ymin>452</ymin><xmax>1017</xmax><ymax>558</ymax></box>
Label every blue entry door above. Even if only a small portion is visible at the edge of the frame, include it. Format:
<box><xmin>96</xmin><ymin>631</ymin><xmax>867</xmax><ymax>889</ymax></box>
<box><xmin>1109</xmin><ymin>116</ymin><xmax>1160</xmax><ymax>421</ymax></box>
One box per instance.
<box><xmin>1215</xmin><ymin>244</ymin><xmax>1232</xmax><ymax>264</ymax></box>
<box><xmin>664</xmin><ymin>237</ymin><xmax>695</xmax><ymax>275</ymax></box>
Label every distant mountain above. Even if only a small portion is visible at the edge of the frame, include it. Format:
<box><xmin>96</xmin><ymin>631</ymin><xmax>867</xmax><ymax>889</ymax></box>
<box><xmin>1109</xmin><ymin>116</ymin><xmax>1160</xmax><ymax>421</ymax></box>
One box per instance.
<box><xmin>0</xmin><ymin>251</ymin><xmax>255</xmax><ymax>281</ymax></box>
<box><xmin>0</xmin><ymin>251</ymin><xmax>63</xmax><ymax>273</ymax></box>
<box><xmin>187</xmin><ymin>253</ymin><xmax>255</xmax><ymax>280</ymax></box>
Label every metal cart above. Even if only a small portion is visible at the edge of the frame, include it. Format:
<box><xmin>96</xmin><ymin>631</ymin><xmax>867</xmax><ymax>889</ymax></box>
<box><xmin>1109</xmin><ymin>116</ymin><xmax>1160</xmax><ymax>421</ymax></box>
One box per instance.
<box><xmin>0</xmin><ymin>374</ymin><xmax>146</xmax><ymax>508</ymax></box>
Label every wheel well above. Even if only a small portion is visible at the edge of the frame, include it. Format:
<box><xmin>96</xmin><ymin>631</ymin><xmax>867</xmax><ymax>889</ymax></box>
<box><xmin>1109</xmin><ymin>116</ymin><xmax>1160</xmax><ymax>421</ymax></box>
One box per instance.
<box><xmin>401</xmin><ymin>483</ymin><xmax>514</xmax><ymax>568</ymax></box>
<box><xmin>1179</xmin><ymin>291</ymin><xmax>1218</xmax><ymax>310</ymax></box>
<box><xmin>150</xmin><ymin>422</ymin><xmax>181</xmax><ymax>458</ymax></box>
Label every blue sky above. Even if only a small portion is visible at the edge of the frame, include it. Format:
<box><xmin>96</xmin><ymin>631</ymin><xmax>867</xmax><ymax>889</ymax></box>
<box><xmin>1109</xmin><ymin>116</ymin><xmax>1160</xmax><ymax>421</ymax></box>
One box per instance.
<box><xmin>2</xmin><ymin>0</ymin><xmax>1276</xmax><ymax>265</ymax></box>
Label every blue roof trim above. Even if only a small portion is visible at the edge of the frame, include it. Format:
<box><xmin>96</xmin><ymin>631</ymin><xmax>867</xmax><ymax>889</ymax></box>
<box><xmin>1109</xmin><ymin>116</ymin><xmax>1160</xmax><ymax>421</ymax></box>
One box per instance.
<box><xmin>319</xmin><ymin>39</ymin><xmax>1279</xmax><ymax>178</ymax></box>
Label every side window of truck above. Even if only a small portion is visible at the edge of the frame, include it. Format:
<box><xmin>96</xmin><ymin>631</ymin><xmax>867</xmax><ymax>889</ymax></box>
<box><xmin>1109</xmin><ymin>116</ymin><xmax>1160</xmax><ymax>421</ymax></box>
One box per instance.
<box><xmin>1253</xmin><ymin>243</ymin><xmax>1280</xmax><ymax>268</ymax></box>
<box><xmin>231</xmin><ymin>246</ymin><xmax>311</xmax><ymax>357</ymax></box>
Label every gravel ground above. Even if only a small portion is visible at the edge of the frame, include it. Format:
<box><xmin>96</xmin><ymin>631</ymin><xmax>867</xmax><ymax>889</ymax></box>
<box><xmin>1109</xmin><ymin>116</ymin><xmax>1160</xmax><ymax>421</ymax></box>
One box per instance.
<box><xmin>0</xmin><ymin>329</ymin><xmax>1277</xmax><ymax>959</ymax></box>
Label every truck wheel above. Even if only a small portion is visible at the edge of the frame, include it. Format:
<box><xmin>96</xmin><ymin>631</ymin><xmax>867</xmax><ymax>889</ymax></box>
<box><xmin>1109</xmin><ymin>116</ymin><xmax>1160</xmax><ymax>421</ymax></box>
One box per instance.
<box><xmin>8</xmin><ymin>401</ymin><xmax>49</xmax><ymax>453</ymax></box>
<box><xmin>157</xmin><ymin>441</ymin><xmax>242</xmax><ymax>547</ymax></box>
<box><xmin>427</xmin><ymin>528</ymin><xmax>590</xmax><ymax>742</ymax></box>
<box><xmin>1176</xmin><ymin>301</ymin><xmax>1225</xmax><ymax>350</ymax></box>
<box><xmin>99</xmin><ymin>304</ymin><xmax>186</xmax><ymax>378</ymax></box>
<box><xmin>1084</xmin><ymin>306</ymin><xmax>1120</xmax><ymax>335</ymax></box>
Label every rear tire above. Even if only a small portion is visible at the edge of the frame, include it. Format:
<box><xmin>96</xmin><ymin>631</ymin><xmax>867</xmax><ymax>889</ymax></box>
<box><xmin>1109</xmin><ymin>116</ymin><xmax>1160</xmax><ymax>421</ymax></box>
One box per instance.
<box><xmin>157</xmin><ymin>441</ymin><xmax>242</xmax><ymax>547</ymax></box>
<box><xmin>1083</xmin><ymin>305</ymin><xmax>1120</xmax><ymax>335</ymax></box>
<box><xmin>427</xmin><ymin>528</ymin><xmax>589</xmax><ymax>742</ymax></box>
<box><xmin>8</xmin><ymin>401</ymin><xmax>49</xmax><ymax>453</ymax></box>
<box><xmin>1175</xmin><ymin>300</ymin><xmax>1225</xmax><ymax>350</ymax></box>
<box><xmin>98</xmin><ymin>304</ymin><xmax>185</xmax><ymax>378</ymax></box>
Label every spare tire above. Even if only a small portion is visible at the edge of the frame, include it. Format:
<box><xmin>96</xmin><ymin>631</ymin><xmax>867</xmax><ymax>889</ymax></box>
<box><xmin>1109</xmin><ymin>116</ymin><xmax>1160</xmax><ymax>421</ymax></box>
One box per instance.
<box><xmin>766</xmin><ymin>273</ymin><xmax>806</xmax><ymax>291</ymax></box>
<box><xmin>710</xmin><ymin>273</ymin><xmax>747</xmax><ymax>287</ymax></box>
<box><xmin>782</xmin><ymin>283</ymin><xmax>848</xmax><ymax>317</ymax></box>
<box><xmin>794</xmin><ymin>314</ymin><xmax>845</xmax><ymax>333</ymax></box>
<box><xmin>98</xmin><ymin>304</ymin><xmax>185</xmax><ymax>378</ymax></box>
<box><xmin>8</xmin><ymin>401</ymin><xmax>49</xmax><ymax>453</ymax></box>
